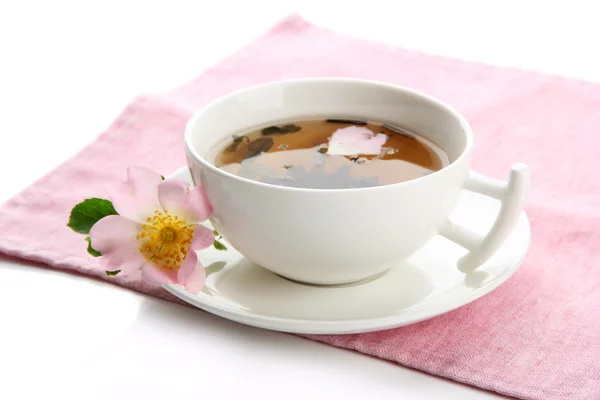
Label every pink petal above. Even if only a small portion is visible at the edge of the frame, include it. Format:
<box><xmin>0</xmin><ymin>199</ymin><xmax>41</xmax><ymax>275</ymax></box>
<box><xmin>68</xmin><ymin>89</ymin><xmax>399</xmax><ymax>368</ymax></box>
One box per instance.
<box><xmin>157</xmin><ymin>179</ymin><xmax>212</xmax><ymax>224</ymax></box>
<box><xmin>186</xmin><ymin>185</ymin><xmax>212</xmax><ymax>222</ymax></box>
<box><xmin>89</xmin><ymin>215</ymin><xmax>141</xmax><ymax>253</ymax></box>
<box><xmin>176</xmin><ymin>250</ymin><xmax>198</xmax><ymax>283</ymax></box>
<box><xmin>107</xmin><ymin>166</ymin><xmax>162</xmax><ymax>223</ymax></box>
<box><xmin>191</xmin><ymin>225</ymin><xmax>214</xmax><ymax>250</ymax></box>
<box><xmin>157</xmin><ymin>178</ymin><xmax>190</xmax><ymax>216</ymax></box>
<box><xmin>183</xmin><ymin>265</ymin><xmax>206</xmax><ymax>294</ymax></box>
<box><xmin>177</xmin><ymin>251</ymin><xmax>206</xmax><ymax>294</ymax></box>
<box><xmin>90</xmin><ymin>215</ymin><xmax>144</xmax><ymax>274</ymax></box>
<box><xmin>141</xmin><ymin>263</ymin><xmax>178</xmax><ymax>286</ymax></box>
<box><xmin>327</xmin><ymin>126</ymin><xmax>387</xmax><ymax>156</ymax></box>
<box><xmin>99</xmin><ymin>248</ymin><xmax>145</xmax><ymax>274</ymax></box>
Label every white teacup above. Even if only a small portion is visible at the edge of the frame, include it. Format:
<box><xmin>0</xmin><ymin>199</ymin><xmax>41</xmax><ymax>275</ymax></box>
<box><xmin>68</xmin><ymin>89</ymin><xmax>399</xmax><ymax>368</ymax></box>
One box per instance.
<box><xmin>185</xmin><ymin>78</ymin><xmax>529</xmax><ymax>285</ymax></box>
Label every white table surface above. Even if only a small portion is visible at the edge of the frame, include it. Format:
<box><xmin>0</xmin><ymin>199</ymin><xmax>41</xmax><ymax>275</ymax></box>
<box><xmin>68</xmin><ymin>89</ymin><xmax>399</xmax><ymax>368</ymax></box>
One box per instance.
<box><xmin>1</xmin><ymin>1</ymin><xmax>598</xmax><ymax>399</ymax></box>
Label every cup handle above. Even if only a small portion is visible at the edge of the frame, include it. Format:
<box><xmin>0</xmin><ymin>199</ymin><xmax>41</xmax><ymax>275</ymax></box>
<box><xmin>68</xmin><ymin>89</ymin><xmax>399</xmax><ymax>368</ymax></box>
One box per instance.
<box><xmin>439</xmin><ymin>163</ymin><xmax>530</xmax><ymax>273</ymax></box>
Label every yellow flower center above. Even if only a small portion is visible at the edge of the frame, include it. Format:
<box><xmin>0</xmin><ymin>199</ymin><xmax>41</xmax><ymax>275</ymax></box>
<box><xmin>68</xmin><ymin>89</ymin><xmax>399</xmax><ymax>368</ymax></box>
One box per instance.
<box><xmin>137</xmin><ymin>210</ymin><xmax>194</xmax><ymax>271</ymax></box>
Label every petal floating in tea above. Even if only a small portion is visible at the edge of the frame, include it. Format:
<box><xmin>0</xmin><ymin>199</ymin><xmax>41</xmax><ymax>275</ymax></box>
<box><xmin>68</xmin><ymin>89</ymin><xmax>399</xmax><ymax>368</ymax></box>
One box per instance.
<box><xmin>327</xmin><ymin>126</ymin><xmax>387</xmax><ymax>156</ymax></box>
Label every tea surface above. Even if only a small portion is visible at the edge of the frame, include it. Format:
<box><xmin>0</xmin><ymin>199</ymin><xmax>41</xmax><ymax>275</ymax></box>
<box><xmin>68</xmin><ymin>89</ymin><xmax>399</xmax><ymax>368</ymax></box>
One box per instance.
<box><xmin>214</xmin><ymin>119</ymin><xmax>447</xmax><ymax>189</ymax></box>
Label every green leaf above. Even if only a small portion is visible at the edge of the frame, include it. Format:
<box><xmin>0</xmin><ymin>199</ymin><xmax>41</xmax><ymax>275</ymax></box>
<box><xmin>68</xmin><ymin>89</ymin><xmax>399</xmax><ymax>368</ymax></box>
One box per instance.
<box><xmin>213</xmin><ymin>230</ymin><xmax>219</xmax><ymax>236</ymax></box>
<box><xmin>105</xmin><ymin>270</ymin><xmax>121</xmax><ymax>276</ymax></box>
<box><xmin>213</xmin><ymin>239</ymin><xmax>227</xmax><ymax>251</ymax></box>
<box><xmin>161</xmin><ymin>175</ymin><xmax>165</xmax><ymax>180</ymax></box>
<box><xmin>67</xmin><ymin>198</ymin><xmax>118</xmax><ymax>234</ymax></box>
<box><xmin>85</xmin><ymin>237</ymin><xmax>101</xmax><ymax>257</ymax></box>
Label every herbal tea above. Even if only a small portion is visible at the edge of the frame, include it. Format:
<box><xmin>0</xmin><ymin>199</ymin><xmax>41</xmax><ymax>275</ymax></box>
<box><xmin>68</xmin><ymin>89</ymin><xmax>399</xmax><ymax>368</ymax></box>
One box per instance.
<box><xmin>214</xmin><ymin>119</ymin><xmax>448</xmax><ymax>189</ymax></box>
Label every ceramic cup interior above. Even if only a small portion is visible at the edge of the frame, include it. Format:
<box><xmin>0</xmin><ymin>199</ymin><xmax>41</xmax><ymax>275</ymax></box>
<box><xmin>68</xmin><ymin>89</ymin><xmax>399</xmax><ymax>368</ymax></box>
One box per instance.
<box><xmin>188</xmin><ymin>80</ymin><xmax>470</xmax><ymax>169</ymax></box>
<box><xmin>185</xmin><ymin>78</ymin><xmax>475</xmax><ymax>285</ymax></box>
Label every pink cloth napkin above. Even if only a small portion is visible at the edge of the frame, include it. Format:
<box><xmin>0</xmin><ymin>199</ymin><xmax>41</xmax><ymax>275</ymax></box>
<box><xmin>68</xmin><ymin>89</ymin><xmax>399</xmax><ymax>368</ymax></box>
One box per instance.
<box><xmin>1</xmin><ymin>15</ymin><xmax>599</xmax><ymax>400</ymax></box>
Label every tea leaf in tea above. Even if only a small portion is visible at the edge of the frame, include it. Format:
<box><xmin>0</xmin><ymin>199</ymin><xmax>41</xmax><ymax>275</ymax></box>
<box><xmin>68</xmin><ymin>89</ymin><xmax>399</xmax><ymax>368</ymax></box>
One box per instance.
<box><xmin>262</xmin><ymin>126</ymin><xmax>283</xmax><ymax>135</ymax></box>
<box><xmin>281</xmin><ymin>124</ymin><xmax>301</xmax><ymax>133</ymax></box>
<box><xmin>226</xmin><ymin>136</ymin><xmax>248</xmax><ymax>152</ymax></box>
<box><xmin>262</xmin><ymin>124</ymin><xmax>302</xmax><ymax>135</ymax></box>
<box><xmin>326</xmin><ymin>119</ymin><xmax>367</xmax><ymax>125</ymax></box>
<box><xmin>245</xmin><ymin>137</ymin><xmax>274</xmax><ymax>159</ymax></box>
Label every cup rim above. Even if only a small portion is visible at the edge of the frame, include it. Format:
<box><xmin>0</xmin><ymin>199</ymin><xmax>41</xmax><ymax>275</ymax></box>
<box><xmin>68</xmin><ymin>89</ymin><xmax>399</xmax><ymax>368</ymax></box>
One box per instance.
<box><xmin>184</xmin><ymin>77</ymin><xmax>473</xmax><ymax>193</ymax></box>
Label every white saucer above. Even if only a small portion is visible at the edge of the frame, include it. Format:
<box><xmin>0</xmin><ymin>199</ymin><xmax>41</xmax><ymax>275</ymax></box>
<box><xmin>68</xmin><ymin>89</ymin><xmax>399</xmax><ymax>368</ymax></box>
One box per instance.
<box><xmin>165</xmin><ymin>167</ymin><xmax>531</xmax><ymax>334</ymax></box>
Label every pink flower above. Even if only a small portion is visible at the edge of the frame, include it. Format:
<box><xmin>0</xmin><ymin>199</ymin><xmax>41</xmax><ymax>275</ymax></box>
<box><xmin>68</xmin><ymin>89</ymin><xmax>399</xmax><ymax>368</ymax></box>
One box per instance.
<box><xmin>89</xmin><ymin>167</ymin><xmax>213</xmax><ymax>293</ymax></box>
<box><xmin>327</xmin><ymin>126</ymin><xmax>387</xmax><ymax>156</ymax></box>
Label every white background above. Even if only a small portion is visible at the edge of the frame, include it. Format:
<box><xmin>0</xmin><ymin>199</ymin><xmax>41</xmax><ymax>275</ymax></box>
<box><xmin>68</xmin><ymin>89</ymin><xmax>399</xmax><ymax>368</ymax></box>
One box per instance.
<box><xmin>1</xmin><ymin>1</ymin><xmax>598</xmax><ymax>399</ymax></box>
